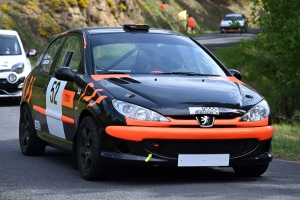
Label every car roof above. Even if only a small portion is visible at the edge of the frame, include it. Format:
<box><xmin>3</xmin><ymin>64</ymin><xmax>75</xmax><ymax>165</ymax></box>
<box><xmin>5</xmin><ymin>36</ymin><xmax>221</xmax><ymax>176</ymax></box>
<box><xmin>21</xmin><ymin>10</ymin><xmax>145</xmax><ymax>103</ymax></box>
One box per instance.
<box><xmin>0</xmin><ymin>29</ymin><xmax>19</xmax><ymax>36</ymax></box>
<box><xmin>65</xmin><ymin>26</ymin><xmax>186</xmax><ymax>37</ymax></box>
<box><xmin>225</xmin><ymin>13</ymin><xmax>244</xmax><ymax>17</ymax></box>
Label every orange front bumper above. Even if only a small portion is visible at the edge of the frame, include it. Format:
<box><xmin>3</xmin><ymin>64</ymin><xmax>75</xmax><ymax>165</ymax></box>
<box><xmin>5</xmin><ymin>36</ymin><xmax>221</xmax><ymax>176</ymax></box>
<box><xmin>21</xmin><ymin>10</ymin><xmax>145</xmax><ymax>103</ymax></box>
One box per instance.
<box><xmin>105</xmin><ymin>126</ymin><xmax>274</xmax><ymax>141</ymax></box>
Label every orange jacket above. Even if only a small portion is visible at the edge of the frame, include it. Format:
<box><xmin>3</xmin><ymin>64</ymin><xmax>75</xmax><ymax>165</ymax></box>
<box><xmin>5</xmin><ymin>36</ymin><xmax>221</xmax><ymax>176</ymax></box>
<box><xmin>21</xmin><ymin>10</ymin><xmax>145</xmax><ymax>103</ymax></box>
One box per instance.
<box><xmin>187</xmin><ymin>17</ymin><xmax>196</xmax><ymax>28</ymax></box>
<box><xmin>160</xmin><ymin>3</ymin><xmax>166</xmax><ymax>10</ymax></box>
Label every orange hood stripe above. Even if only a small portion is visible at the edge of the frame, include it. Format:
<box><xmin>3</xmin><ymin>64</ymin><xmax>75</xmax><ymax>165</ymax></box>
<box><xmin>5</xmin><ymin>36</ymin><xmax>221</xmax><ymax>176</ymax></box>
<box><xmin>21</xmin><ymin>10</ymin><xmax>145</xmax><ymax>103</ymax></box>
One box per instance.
<box><xmin>83</xmin><ymin>89</ymin><xmax>103</xmax><ymax>101</ymax></box>
<box><xmin>91</xmin><ymin>74</ymin><xmax>130</xmax><ymax>81</ymax></box>
<box><xmin>87</xmin><ymin>95</ymin><xmax>107</xmax><ymax>107</ymax></box>
<box><xmin>78</xmin><ymin>82</ymin><xmax>94</xmax><ymax>103</ymax></box>
<box><xmin>105</xmin><ymin>126</ymin><xmax>274</xmax><ymax>141</ymax></box>
<box><xmin>27</xmin><ymin>77</ymin><xmax>36</xmax><ymax>103</ymax></box>
<box><xmin>24</xmin><ymin>76</ymin><xmax>33</xmax><ymax>99</ymax></box>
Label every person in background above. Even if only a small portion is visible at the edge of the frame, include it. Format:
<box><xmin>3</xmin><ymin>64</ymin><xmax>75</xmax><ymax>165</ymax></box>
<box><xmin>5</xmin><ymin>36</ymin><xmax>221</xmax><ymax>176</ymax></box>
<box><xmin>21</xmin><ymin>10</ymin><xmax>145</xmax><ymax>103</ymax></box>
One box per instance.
<box><xmin>159</xmin><ymin>1</ymin><xmax>167</xmax><ymax>11</ymax></box>
<box><xmin>0</xmin><ymin>40</ymin><xmax>11</xmax><ymax>54</ymax></box>
<box><xmin>186</xmin><ymin>14</ymin><xmax>196</xmax><ymax>34</ymax></box>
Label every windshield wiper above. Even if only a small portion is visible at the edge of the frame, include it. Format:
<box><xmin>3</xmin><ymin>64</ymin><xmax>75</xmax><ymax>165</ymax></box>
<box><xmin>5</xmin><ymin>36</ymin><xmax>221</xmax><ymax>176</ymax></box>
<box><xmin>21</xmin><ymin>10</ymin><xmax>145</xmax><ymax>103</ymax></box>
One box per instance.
<box><xmin>100</xmin><ymin>71</ymin><xmax>128</xmax><ymax>74</ymax></box>
<box><xmin>159</xmin><ymin>72</ymin><xmax>220</xmax><ymax>76</ymax></box>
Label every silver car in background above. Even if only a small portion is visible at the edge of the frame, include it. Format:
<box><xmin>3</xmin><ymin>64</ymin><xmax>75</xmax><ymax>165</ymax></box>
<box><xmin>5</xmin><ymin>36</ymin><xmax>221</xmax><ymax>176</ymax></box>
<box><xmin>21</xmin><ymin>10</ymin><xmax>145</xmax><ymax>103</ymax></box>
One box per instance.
<box><xmin>220</xmin><ymin>13</ymin><xmax>248</xmax><ymax>33</ymax></box>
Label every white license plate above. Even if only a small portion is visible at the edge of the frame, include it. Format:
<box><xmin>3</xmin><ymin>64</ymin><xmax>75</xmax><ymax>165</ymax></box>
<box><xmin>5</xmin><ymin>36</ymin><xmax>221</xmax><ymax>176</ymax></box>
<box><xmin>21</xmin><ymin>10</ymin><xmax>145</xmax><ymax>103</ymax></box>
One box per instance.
<box><xmin>178</xmin><ymin>154</ymin><xmax>229</xmax><ymax>167</ymax></box>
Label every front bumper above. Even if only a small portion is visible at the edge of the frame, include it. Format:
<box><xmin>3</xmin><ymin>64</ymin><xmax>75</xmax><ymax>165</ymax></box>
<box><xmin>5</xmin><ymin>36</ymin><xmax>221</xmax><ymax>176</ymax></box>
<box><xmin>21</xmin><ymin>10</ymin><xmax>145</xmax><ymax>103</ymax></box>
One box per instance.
<box><xmin>101</xmin><ymin>126</ymin><xmax>274</xmax><ymax>167</ymax></box>
<box><xmin>220</xmin><ymin>26</ymin><xmax>242</xmax><ymax>32</ymax></box>
<box><xmin>0</xmin><ymin>76</ymin><xmax>25</xmax><ymax>97</ymax></box>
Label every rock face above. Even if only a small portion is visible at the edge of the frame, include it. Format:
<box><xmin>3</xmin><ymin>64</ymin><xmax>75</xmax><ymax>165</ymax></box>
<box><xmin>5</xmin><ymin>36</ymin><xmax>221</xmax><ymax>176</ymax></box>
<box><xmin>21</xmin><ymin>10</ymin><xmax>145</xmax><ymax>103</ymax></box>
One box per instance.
<box><xmin>0</xmin><ymin>0</ymin><xmax>251</xmax><ymax>52</ymax></box>
<box><xmin>67</xmin><ymin>0</ymin><xmax>144</xmax><ymax>27</ymax></box>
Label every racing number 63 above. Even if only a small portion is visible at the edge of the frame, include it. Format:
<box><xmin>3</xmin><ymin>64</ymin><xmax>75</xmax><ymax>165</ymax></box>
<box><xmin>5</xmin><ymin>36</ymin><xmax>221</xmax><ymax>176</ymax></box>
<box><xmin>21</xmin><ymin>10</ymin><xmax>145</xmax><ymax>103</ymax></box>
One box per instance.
<box><xmin>50</xmin><ymin>81</ymin><xmax>61</xmax><ymax>105</ymax></box>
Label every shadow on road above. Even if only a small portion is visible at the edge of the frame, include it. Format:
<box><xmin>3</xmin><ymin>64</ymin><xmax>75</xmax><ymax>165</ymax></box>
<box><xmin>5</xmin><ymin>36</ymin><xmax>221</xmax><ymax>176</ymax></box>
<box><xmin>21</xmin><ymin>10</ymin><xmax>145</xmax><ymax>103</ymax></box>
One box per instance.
<box><xmin>0</xmin><ymin>98</ymin><xmax>21</xmax><ymax>107</ymax></box>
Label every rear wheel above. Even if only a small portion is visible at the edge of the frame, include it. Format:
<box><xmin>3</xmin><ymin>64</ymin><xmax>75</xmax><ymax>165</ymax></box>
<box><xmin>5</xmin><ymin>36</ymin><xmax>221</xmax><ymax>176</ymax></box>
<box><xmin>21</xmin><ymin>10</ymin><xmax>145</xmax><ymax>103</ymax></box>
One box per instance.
<box><xmin>19</xmin><ymin>105</ymin><xmax>46</xmax><ymax>156</ymax></box>
<box><xmin>233</xmin><ymin>163</ymin><xmax>269</xmax><ymax>177</ymax></box>
<box><xmin>77</xmin><ymin>116</ymin><xmax>109</xmax><ymax>180</ymax></box>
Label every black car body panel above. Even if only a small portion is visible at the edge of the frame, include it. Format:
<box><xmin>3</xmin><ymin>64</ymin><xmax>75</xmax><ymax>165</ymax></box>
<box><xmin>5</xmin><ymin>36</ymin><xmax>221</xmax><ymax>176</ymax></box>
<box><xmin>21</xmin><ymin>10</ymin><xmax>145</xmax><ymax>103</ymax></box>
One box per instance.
<box><xmin>19</xmin><ymin>25</ymin><xmax>274</xmax><ymax>179</ymax></box>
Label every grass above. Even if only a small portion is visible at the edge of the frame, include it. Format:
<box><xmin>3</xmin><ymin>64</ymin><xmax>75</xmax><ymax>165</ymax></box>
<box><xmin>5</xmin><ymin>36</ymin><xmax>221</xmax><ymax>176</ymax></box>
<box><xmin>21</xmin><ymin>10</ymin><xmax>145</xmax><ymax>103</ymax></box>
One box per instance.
<box><xmin>273</xmin><ymin>124</ymin><xmax>300</xmax><ymax>161</ymax></box>
<box><xmin>212</xmin><ymin>42</ymin><xmax>300</xmax><ymax>162</ymax></box>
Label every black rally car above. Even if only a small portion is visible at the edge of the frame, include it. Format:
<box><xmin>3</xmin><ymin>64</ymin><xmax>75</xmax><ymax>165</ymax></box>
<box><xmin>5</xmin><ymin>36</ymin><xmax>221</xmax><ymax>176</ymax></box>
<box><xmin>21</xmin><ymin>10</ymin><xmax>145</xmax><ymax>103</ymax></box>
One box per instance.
<box><xmin>19</xmin><ymin>24</ymin><xmax>274</xmax><ymax>180</ymax></box>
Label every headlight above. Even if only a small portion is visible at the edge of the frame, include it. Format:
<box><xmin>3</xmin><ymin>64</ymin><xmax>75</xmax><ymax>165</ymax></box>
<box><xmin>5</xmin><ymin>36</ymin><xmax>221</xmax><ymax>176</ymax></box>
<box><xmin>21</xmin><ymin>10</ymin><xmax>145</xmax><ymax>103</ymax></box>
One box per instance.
<box><xmin>11</xmin><ymin>62</ymin><xmax>24</xmax><ymax>74</ymax></box>
<box><xmin>112</xmin><ymin>99</ymin><xmax>169</xmax><ymax>122</ymax></box>
<box><xmin>240</xmin><ymin>100</ymin><xmax>270</xmax><ymax>121</ymax></box>
<box><xmin>7</xmin><ymin>73</ymin><xmax>18</xmax><ymax>84</ymax></box>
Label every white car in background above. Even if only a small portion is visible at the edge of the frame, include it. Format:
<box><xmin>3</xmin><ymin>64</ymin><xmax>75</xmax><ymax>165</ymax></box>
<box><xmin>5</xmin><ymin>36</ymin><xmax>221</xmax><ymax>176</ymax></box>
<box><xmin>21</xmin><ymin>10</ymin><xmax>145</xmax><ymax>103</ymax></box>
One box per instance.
<box><xmin>220</xmin><ymin>13</ymin><xmax>248</xmax><ymax>33</ymax></box>
<box><xmin>0</xmin><ymin>30</ymin><xmax>36</xmax><ymax>98</ymax></box>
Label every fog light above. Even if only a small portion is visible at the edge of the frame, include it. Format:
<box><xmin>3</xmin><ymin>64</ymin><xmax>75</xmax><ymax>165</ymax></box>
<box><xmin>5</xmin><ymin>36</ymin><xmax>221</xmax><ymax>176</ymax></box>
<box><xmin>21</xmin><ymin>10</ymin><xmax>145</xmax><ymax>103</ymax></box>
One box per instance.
<box><xmin>18</xmin><ymin>83</ymin><xmax>24</xmax><ymax>88</ymax></box>
<box><xmin>7</xmin><ymin>73</ymin><xmax>18</xmax><ymax>83</ymax></box>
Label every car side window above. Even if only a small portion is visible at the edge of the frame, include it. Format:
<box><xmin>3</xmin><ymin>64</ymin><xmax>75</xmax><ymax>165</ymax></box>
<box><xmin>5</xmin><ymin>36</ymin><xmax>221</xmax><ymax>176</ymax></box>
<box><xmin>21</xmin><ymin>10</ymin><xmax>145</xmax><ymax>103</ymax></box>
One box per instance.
<box><xmin>54</xmin><ymin>35</ymin><xmax>83</xmax><ymax>74</ymax></box>
<box><xmin>40</xmin><ymin>37</ymin><xmax>64</xmax><ymax>74</ymax></box>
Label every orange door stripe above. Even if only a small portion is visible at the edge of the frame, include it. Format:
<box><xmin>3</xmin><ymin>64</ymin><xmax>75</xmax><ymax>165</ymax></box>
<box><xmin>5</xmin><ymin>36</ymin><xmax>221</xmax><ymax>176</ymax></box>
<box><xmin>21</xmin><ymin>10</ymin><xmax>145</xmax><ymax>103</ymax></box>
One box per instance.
<box><xmin>33</xmin><ymin>105</ymin><xmax>46</xmax><ymax>115</ymax></box>
<box><xmin>61</xmin><ymin>116</ymin><xmax>75</xmax><ymax>124</ymax></box>
<box><xmin>33</xmin><ymin>105</ymin><xmax>74</xmax><ymax>124</ymax></box>
<box><xmin>105</xmin><ymin>126</ymin><xmax>274</xmax><ymax>141</ymax></box>
<box><xmin>62</xmin><ymin>89</ymin><xmax>76</xmax><ymax>108</ymax></box>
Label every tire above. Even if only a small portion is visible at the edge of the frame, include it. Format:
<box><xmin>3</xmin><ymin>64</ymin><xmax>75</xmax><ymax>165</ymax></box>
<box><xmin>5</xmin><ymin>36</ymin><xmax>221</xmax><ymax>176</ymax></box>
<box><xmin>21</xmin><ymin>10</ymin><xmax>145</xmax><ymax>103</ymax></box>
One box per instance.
<box><xmin>19</xmin><ymin>104</ymin><xmax>46</xmax><ymax>156</ymax></box>
<box><xmin>233</xmin><ymin>163</ymin><xmax>269</xmax><ymax>177</ymax></box>
<box><xmin>77</xmin><ymin>116</ymin><xmax>109</xmax><ymax>181</ymax></box>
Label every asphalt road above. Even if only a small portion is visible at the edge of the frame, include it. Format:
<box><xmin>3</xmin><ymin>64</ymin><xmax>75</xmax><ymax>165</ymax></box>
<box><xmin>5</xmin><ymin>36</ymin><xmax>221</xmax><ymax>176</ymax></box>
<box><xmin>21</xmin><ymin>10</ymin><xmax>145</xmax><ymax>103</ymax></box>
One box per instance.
<box><xmin>194</xmin><ymin>28</ymin><xmax>261</xmax><ymax>51</ymax></box>
<box><xmin>1</xmin><ymin>30</ymin><xmax>300</xmax><ymax>199</ymax></box>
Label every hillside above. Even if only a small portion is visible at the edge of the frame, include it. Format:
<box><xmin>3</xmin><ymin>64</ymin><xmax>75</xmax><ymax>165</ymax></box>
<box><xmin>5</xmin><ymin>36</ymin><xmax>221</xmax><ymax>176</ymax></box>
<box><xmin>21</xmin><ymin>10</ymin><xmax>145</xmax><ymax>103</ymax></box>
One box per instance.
<box><xmin>0</xmin><ymin>0</ymin><xmax>253</xmax><ymax>59</ymax></box>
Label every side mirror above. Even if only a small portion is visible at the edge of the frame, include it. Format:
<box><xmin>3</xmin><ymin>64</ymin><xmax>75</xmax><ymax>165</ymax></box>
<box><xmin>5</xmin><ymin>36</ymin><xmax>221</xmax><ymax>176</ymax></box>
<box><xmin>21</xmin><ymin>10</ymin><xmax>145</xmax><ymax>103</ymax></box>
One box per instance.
<box><xmin>229</xmin><ymin>69</ymin><xmax>242</xmax><ymax>80</ymax></box>
<box><xmin>55</xmin><ymin>67</ymin><xmax>76</xmax><ymax>82</ymax></box>
<box><xmin>26</xmin><ymin>49</ymin><xmax>37</xmax><ymax>57</ymax></box>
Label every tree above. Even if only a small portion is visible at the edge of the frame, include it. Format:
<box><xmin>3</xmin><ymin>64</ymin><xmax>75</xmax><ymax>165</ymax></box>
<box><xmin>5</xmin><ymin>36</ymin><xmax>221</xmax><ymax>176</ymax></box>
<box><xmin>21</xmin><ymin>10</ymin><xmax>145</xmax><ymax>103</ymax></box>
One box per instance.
<box><xmin>250</xmin><ymin>0</ymin><xmax>300</xmax><ymax>122</ymax></box>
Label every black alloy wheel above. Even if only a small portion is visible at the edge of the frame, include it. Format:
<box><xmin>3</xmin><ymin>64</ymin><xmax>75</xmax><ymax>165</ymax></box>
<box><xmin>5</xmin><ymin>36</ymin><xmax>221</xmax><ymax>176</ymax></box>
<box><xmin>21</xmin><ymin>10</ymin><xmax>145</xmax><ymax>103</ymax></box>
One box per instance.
<box><xmin>19</xmin><ymin>105</ymin><xmax>46</xmax><ymax>156</ymax></box>
<box><xmin>77</xmin><ymin>116</ymin><xmax>109</xmax><ymax>181</ymax></box>
<box><xmin>233</xmin><ymin>163</ymin><xmax>269</xmax><ymax>177</ymax></box>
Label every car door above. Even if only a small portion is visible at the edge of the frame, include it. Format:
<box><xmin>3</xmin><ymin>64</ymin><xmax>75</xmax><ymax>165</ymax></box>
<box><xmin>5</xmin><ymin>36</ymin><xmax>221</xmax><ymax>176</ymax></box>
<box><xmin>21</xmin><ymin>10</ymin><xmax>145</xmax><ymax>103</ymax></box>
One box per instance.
<box><xmin>44</xmin><ymin>34</ymin><xmax>84</xmax><ymax>149</ymax></box>
<box><xmin>31</xmin><ymin>36</ymin><xmax>66</xmax><ymax>140</ymax></box>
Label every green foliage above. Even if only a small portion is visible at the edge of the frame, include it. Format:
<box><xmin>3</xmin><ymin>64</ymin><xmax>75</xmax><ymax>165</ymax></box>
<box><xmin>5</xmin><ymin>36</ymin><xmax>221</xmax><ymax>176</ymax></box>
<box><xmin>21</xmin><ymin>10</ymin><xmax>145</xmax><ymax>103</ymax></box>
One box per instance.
<box><xmin>46</xmin><ymin>0</ymin><xmax>69</xmax><ymax>12</ymax></box>
<box><xmin>249</xmin><ymin>0</ymin><xmax>300</xmax><ymax>122</ymax></box>
<box><xmin>229</xmin><ymin>18</ymin><xmax>241</xmax><ymax>29</ymax></box>
<box><xmin>78</xmin><ymin>0</ymin><xmax>88</xmax><ymax>8</ymax></box>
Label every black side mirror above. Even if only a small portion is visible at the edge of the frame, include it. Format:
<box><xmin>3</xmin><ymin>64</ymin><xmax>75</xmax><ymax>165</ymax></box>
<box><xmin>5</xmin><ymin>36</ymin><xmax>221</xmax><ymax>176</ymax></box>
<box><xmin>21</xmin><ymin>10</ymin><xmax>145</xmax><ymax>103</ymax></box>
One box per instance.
<box><xmin>229</xmin><ymin>69</ymin><xmax>242</xmax><ymax>80</ymax></box>
<box><xmin>26</xmin><ymin>49</ymin><xmax>37</xmax><ymax>57</ymax></box>
<box><xmin>55</xmin><ymin>67</ymin><xmax>76</xmax><ymax>82</ymax></box>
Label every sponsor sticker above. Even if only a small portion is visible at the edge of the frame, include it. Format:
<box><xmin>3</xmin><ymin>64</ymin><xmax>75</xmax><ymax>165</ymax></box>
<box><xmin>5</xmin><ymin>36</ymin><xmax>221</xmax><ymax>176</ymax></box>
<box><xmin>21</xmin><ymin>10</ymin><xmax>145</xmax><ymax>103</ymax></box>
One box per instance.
<box><xmin>189</xmin><ymin>107</ymin><xmax>219</xmax><ymax>115</ymax></box>
<box><xmin>34</xmin><ymin>120</ymin><xmax>41</xmax><ymax>130</ymax></box>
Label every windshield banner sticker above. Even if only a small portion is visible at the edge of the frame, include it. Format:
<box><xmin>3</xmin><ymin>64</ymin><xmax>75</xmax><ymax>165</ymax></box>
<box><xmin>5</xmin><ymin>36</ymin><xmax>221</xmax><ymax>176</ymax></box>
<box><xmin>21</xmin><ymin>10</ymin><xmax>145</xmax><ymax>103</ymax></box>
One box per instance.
<box><xmin>189</xmin><ymin>107</ymin><xmax>219</xmax><ymax>115</ymax></box>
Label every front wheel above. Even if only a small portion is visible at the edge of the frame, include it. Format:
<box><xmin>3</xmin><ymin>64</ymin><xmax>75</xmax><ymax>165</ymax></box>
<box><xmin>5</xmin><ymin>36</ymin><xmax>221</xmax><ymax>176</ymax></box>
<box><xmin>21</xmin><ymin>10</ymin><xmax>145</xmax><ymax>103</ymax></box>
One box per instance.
<box><xmin>233</xmin><ymin>163</ymin><xmax>269</xmax><ymax>177</ymax></box>
<box><xmin>19</xmin><ymin>104</ymin><xmax>46</xmax><ymax>156</ymax></box>
<box><xmin>77</xmin><ymin>116</ymin><xmax>109</xmax><ymax>181</ymax></box>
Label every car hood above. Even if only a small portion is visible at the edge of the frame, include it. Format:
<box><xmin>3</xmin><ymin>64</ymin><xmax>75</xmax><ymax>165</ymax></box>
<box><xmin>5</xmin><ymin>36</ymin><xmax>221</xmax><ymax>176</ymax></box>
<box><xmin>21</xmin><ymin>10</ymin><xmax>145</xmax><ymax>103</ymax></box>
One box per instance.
<box><xmin>0</xmin><ymin>55</ymin><xmax>26</xmax><ymax>70</ymax></box>
<box><xmin>101</xmin><ymin>75</ymin><xmax>263</xmax><ymax>116</ymax></box>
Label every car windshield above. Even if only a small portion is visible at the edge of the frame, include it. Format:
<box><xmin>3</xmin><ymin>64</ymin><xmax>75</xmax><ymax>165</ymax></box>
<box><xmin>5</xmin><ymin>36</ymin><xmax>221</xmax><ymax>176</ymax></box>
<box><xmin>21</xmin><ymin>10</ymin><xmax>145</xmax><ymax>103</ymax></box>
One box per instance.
<box><xmin>90</xmin><ymin>32</ymin><xmax>227</xmax><ymax>76</ymax></box>
<box><xmin>224</xmin><ymin>16</ymin><xmax>243</xmax><ymax>21</ymax></box>
<box><xmin>0</xmin><ymin>35</ymin><xmax>22</xmax><ymax>56</ymax></box>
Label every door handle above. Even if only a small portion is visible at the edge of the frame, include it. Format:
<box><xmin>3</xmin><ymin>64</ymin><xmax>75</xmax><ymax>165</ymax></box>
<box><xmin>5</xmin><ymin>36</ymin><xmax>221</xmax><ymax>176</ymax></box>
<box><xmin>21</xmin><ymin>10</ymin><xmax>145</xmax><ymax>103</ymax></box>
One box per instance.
<box><xmin>43</xmin><ymin>85</ymin><xmax>47</xmax><ymax>93</ymax></box>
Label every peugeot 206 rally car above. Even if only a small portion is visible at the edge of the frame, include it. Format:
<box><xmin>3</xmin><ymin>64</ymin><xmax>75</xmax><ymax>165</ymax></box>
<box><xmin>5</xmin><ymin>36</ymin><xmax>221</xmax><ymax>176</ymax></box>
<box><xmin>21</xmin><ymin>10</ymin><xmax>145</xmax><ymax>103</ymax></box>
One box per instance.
<box><xmin>19</xmin><ymin>24</ymin><xmax>274</xmax><ymax>180</ymax></box>
<box><xmin>0</xmin><ymin>29</ymin><xmax>37</xmax><ymax>98</ymax></box>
